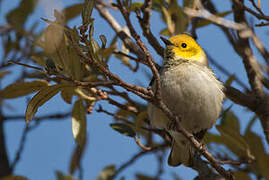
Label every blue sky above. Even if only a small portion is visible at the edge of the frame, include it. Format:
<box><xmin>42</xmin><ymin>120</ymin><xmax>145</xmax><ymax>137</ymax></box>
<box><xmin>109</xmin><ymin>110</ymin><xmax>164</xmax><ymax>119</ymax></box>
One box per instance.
<box><xmin>1</xmin><ymin>0</ymin><xmax>269</xmax><ymax>179</ymax></box>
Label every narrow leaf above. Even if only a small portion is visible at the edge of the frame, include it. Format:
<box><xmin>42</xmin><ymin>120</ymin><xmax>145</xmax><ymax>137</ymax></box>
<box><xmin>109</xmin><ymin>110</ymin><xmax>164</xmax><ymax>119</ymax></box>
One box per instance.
<box><xmin>244</xmin><ymin>131</ymin><xmax>269</xmax><ymax>179</ymax></box>
<box><xmin>6</xmin><ymin>0</ymin><xmax>37</xmax><ymax>30</ymax></box>
<box><xmin>25</xmin><ymin>84</ymin><xmax>69</xmax><ymax>123</ymax></box>
<box><xmin>233</xmin><ymin>171</ymin><xmax>251</xmax><ymax>180</ymax></box>
<box><xmin>110</xmin><ymin>123</ymin><xmax>136</xmax><ymax>138</ymax></box>
<box><xmin>225</xmin><ymin>74</ymin><xmax>236</xmax><ymax>86</ymax></box>
<box><xmin>61</xmin><ymin>87</ymin><xmax>75</xmax><ymax>104</ymax></box>
<box><xmin>55</xmin><ymin>171</ymin><xmax>78</xmax><ymax>180</ymax></box>
<box><xmin>82</xmin><ymin>0</ymin><xmax>94</xmax><ymax>24</ymax></box>
<box><xmin>96</xmin><ymin>165</ymin><xmax>116</xmax><ymax>180</ymax></box>
<box><xmin>216</xmin><ymin>125</ymin><xmax>253</xmax><ymax>158</ymax></box>
<box><xmin>0</xmin><ymin>80</ymin><xmax>48</xmax><ymax>99</ymax></box>
<box><xmin>72</xmin><ymin>100</ymin><xmax>87</xmax><ymax>146</ymax></box>
<box><xmin>69</xmin><ymin>142</ymin><xmax>86</xmax><ymax>175</ymax></box>
<box><xmin>0</xmin><ymin>175</ymin><xmax>28</xmax><ymax>180</ymax></box>
<box><xmin>129</xmin><ymin>2</ymin><xmax>143</xmax><ymax>11</ymax></box>
<box><xmin>62</xmin><ymin>4</ymin><xmax>83</xmax><ymax>23</ymax></box>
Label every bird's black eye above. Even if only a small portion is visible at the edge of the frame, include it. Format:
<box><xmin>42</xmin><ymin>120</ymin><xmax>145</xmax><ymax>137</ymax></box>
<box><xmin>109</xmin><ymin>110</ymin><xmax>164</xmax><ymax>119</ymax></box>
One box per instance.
<box><xmin>181</xmin><ymin>43</ymin><xmax>187</xmax><ymax>48</ymax></box>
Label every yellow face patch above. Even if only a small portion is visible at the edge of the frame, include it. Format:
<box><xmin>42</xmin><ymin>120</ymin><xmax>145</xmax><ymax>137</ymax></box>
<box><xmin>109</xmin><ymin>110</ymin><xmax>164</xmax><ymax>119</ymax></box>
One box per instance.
<box><xmin>166</xmin><ymin>34</ymin><xmax>207</xmax><ymax>65</ymax></box>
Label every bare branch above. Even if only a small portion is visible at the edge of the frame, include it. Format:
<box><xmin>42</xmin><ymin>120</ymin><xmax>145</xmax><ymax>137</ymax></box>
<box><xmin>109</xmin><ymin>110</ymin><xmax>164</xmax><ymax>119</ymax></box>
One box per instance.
<box><xmin>95</xmin><ymin>1</ymin><xmax>146</xmax><ymax>61</ymax></box>
<box><xmin>111</xmin><ymin>143</ymin><xmax>168</xmax><ymax>180</ymax></box>
<box><xmin>232</xmin><ymin>0</ymin><xmax>269</xmax><ymax>21</ymax></box>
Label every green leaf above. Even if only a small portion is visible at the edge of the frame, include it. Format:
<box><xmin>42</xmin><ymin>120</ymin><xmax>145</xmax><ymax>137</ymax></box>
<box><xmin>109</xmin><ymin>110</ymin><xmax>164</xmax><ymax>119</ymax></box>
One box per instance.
<box><xmin>0</xmin><ymin>80</ymin><xmax>49</xmax><ymax>99</ymax></box>
<box><xmin>31</xmin><ymin>56</ymin><xmax>46</xmax><ymax>67</ymax></box>
<box><xmin>220</xmin><ymin>110</ymin><xmax>240</xmax><ymax>131</ymax></box>
<box><xmin>69</xmin><ymin>142</ymin><xmax>86</xmax><ymax>175</ymax></box>
<box><xmin>244</xmin><ymin>115</ymin><xmax>257</xmax><ymax>135</ymax></box>
<box><xmin>216</xmin><ymin>125</ymin><xmax>253</xmax><ymax>158</ymax></box>
<box><xmin>129</xmin><ymin>2</ymin><xmax>144</xmax><ymax>11</ymax></box>
<box><xmin>135</xmin><ymin>111</ymin><xmax>148</xmax><ymax>137</ymax></box>
<box><xmin>74</xmin><ymin>88</ymin><xmax>96</xmax><ymax>101</ymax></box>
<box><xmin>233</xmin><ymin>171</ymin><xmax>251</xmax><ymax>180</ymax></box>
<box><xmin>0</xmin><ymin>175</ymin><xmax>28</xmax><ymax>180</ymax></box>
<box><xmin>62</xmin><ymin>4</ymin><xmax>83</xmax><ymax>23</ymax></box>
<box><xmin>183</xmin><ymin>0</ymin><xmax>194</xmax><ymax>7</ymax></box>
<box><xmin>196</xmin><ymin>11</ymin><xmax>232</xmax><ymax>28</ymax></box>
<box><xmin>55</xmin><ymin>171</ymin><xmax>78</xmax><ymax>180</ymax></box>
<box><xmin>66</xmin><ymin>42</ymin><xmax>82</xmax><ymax>80</ymax></box>
<box><xmin>72</xmin><ymin>100</ymin><xmax>87</xmax><ymax>146</ymax></box>
<box><xmin>168</xmin><ymin>0</ymin><xmax>187</xmax><ymax>34</ymax></box>
<box><xmin>43</xmin><ymin>24</ymin><xmax>67</xmax><ymax>69</ymax></box>
<box><xmin>161</xmin><ymin>6</ymin><xmax>173</xmax><ymax>35</ymax></box>
<box><xmin>159</xmin><ymin>28</ymin><xmax>170</xmax><ymax>36</ymax></box>
<box><xmin>244</xmin><ymin>131</ymin><xmax>269</xmax><ymax>179</ymax></box>
<box><xmin>82</xmin><ymin>0</ymin><xmax>95</xmax><ymax>24</ymax></box>
<box><xmin>61</xmin><ymin>87</ymin><xmax>75</xmax><ymax>104</ymax></box>
<box><xmin>25</xmin><ymin>84</ymin><xmax>70</xmax><ymax>123</ymax></box>
<box><xmin>110</xmin><ymin>123</ymin><xmax>136</xmax><ymax>138</ymax></box>
<box><xmin>6</xmin><ymin>0</ymin><xmax>38</xmax><ymax>30</ymax></box>
<box><xmin>99</xmin><ymin>35</ymin><xmax>107</xmax><ymax>48</ymax></box>
<box><xmin>96</xmin><ymin>165</ymin><xmax>116</xmax><ymax>180</ymax></box>
<box><xmin>225</xmin><ymin>74</ymin><xmax>236</xmax><ymax>86</ymax></box>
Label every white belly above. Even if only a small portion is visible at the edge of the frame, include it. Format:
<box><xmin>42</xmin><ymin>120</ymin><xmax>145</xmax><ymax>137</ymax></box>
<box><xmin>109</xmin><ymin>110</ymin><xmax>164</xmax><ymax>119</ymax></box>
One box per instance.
<box><xmin>148</xmin><ymin>63</ymin><xmax>224</xmax><ymax>133</ymax></box>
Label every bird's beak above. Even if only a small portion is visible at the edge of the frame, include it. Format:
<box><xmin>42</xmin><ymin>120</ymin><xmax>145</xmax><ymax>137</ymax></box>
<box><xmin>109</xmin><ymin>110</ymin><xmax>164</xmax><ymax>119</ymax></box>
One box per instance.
<box><xmin>160</xmin><ymin>36</ymin><xmax>174</xmax><ymax>46</ymax></box>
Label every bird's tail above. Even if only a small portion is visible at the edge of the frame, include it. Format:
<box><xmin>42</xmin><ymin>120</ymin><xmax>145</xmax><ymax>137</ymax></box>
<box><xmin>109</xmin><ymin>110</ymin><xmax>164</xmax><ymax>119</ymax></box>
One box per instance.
<box><xmin>168</xmin><ymin>131</ymin><xmax>192</xmax><ymax>166</ymax></box>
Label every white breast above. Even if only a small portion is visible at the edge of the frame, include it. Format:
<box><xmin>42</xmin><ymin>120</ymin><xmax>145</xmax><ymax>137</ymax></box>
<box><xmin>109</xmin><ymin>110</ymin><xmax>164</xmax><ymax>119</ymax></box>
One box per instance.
<box><xmin>148</xmin><ymin>62</ymin><xmax>224</xmax><ymax>133</ymax></box>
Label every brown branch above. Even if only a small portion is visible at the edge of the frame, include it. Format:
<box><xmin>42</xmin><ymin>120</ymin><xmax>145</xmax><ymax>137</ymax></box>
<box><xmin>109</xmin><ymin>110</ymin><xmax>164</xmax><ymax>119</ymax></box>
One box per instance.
<box><xmin>0</xmin><ymin>117</ymin><xmax>12</xmax><ymax>177</ymax></box>
<box><xmin>218</xmin><ymin>159</ymin><xmax>253</xmax><ymax>165</ymax></box>
<box><xmin>7</xmin><ymin>112</ymin><xmax>71</xmax><ymax>171</ymax></box>
<box><xmin>255</xmin><ymin>22</ymin><xmax>269</xmax><ymax>27</ymax></box>
<box><xmin>135</xmin><ymin>0</ymin><xmax>164</xmax><ymax>57</ymax></box>
<box><xmin>157</xmin><ymin>99</ymin><xmax>234</xmax><ymax>179</ymax></box>
<box><xmin>185</xmin><ymin>5</ymin><xmax>269</xmax><ymax>67</ymax></box>
<box><xmin>224</xmin><ymin>86</ymin><xmax>257</xmax><ymax>110</ymax></box>
<box><xmin>116</xmin><ymin>0</ymin><xmax>162</xmax><ymax>103</ymax></box>
<box><xmin>95</xmin><ymin>1</ymin><xmax>147</xmax><ymax>61</ymax></box>
<box><xmin>111</xmin><ymin>143</ymin><xmax>168</xmax><ymax>180</ymax></box>
<box><xmin>232</xmin><ymin>0</ymin><xmax>269</xmax><ymax>21</ymax></box>
<box><xmin>184</xmin><ymin>3</ymin><xmax>269</xmax><ymax>144</ymax></box>
<box><xmin>3</xmin><ymin>112</ymin><xmax>71</xmax><ymax>122</ymax></box>
<box><xmin>69</xmin><ymin>37</ymin><xmax>153</xmax><ymax>101</ymax></box>
<box><xmin>249</xmin><ymin>0</ymin><xmax>264</xmax><ymax>15</ymax></box>
<box><xmin>96</xmin><ymin>1</ymin><xmax>235</xmax><ymax>178</ymax></box>
<box><xmin>232</xmin><ymin>0</ymin><xmax>269</xmax><ymax>144</ymax></box>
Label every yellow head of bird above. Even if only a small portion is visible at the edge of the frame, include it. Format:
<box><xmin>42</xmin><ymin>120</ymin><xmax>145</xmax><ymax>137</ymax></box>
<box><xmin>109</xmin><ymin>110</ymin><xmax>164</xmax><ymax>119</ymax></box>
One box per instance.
<box><xmin>161</xmin><ymin>34</ymin><xmax>207</xmax><ymax>66</ymax></box>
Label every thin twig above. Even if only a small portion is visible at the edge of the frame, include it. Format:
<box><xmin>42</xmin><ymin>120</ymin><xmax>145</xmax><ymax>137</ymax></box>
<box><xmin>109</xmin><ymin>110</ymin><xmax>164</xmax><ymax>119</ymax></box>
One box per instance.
<box><xmin>111</xmin><ymin>143</ymin><xmax>168</xmax><ymax>180</ymax></box>
<box><xmin>232</xmin><ymin>0</ymin><xmax>269</xmax><ymax>21</ymax></box>
<box><xmin>95</xmin><ymin>0</ymin><xmax>146</xmax><ymax>60</ymax></box>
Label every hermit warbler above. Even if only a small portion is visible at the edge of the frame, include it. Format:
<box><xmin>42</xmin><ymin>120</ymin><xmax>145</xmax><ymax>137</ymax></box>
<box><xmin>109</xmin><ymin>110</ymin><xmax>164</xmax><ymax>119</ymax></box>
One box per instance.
<box><xmin>148</xmin><ymin>33</ymin><xmax>225</xmax><ymax>166</ymax></box>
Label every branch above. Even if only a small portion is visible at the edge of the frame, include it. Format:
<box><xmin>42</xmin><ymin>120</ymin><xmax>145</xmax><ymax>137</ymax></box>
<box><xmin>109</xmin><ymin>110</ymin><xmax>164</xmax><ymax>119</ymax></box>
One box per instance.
<box><xmin>94</xmin><ymin>2</ymin><xmax>235</xmax><ymax>178</ymax></box>
<box><xmin>232</xmin><ymin>0</ymin><xmax>269</xmax><ymax>145</ymax></box>
<box><xmin>6</xmin><ymin>112</ymin><xmax>71</xmax><ymax>171</ymax></box>
<box><xmin>111</xmin><ymin>143</ymin><xmax>168</xmax><ymax>180</ymax></box>
<box><xmin>184</xmin><ymin>5</ymin><xmax>269</xmax><ymax>66</ymax></box>
<box><xmin>116</xmin><ymin>0</ymin><xmax>162</xmax><ymax>103</ymax></box>
<box><xmin>95</xmin><ymin>1</ymin><xmax>146</xmax><ymax>61</ymax></box>
<box><xmin>232</xmin><ymin>0</ymin><xmax>269</xmax><ymax>21</ymax></box>
<box><xmin>136</xmin><ymin>0</ymin><xmax>164</xmax><ymax>56</ymax></box>
<box><xmin>3</xmin><ymin>112</ymin><xmax>71</xmax><ymax>121</ymax></box>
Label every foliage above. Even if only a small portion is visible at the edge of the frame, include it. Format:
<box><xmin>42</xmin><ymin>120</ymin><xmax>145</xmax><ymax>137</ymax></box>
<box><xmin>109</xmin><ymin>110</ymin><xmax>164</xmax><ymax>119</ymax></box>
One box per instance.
<box><xmin>0</xmin><ymin>0</ymin><xmax>269</xmax><ymax>179</ymax></box>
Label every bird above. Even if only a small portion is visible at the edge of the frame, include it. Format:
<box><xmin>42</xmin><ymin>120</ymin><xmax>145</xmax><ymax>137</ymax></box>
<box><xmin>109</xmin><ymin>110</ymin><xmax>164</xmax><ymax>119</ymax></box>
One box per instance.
<box><xmin>148</xmin><ymin>33</ymin><xmax>225</xmax><ymax>166</ymax></box>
